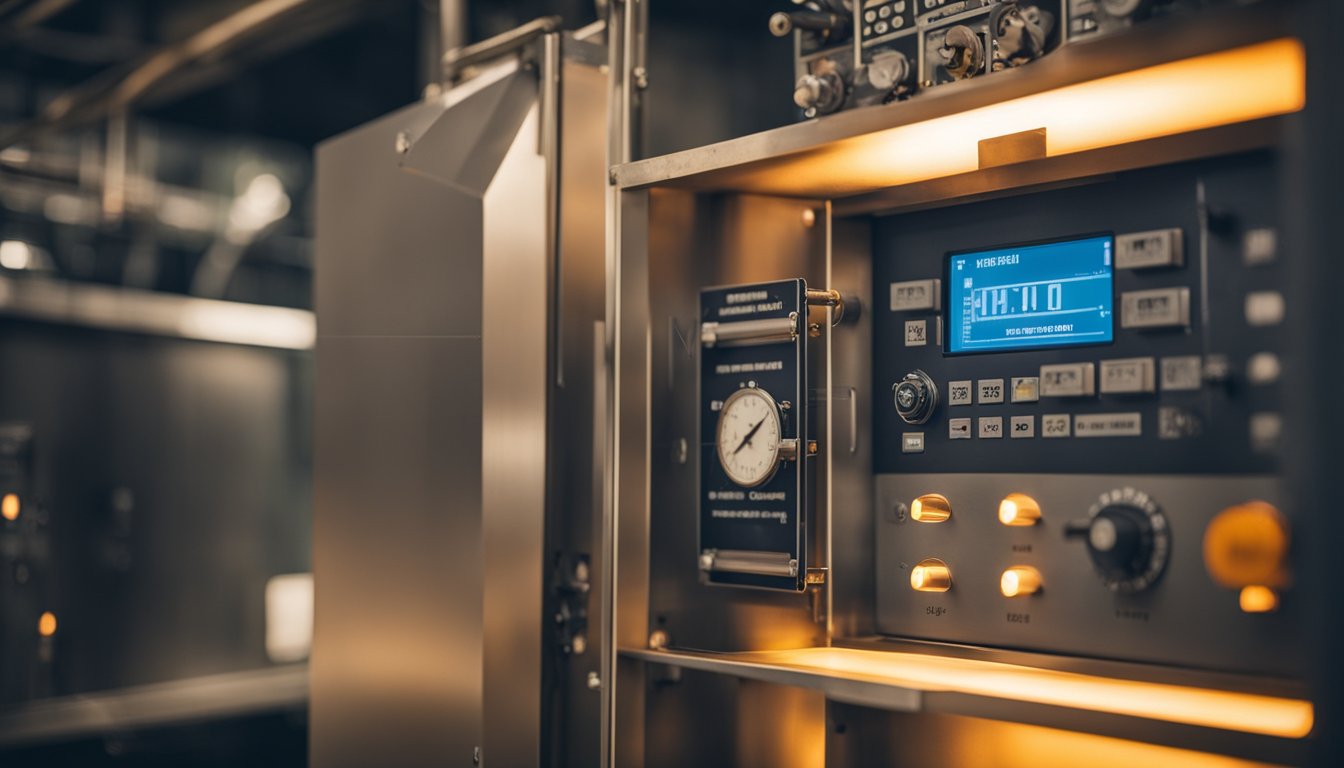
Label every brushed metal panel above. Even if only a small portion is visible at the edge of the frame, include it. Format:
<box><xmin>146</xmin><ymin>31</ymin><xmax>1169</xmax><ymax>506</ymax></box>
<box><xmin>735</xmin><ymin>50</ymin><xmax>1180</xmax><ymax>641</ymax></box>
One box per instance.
<box><xmin>481</xmin><ymin>102</ymin><xmax>547</xmax><ymax>768</ymax></box>
<box><xmin>827</xmin><ymin>214</ymin><xmax>874</xmax><ymax>639</ymax></box>
<box><xmin>314</xmin><ymin>98</ymin><xmax>483</xmax><ymax>339</ymax></box>
<box><xmin>548</xmin><ymin>54</ymin><xmax>610</xmax><ymax>768</ymax></box>
<box><xmin>312</xmin><ymin>335</ymin><xmax>483</xmax><ymax>768</ymax></box>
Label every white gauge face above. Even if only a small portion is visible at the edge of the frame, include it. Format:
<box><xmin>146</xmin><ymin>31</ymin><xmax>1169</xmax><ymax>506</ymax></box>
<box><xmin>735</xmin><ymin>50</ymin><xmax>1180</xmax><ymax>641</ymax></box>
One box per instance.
<box><xmin>716</xmin><ymin>387</ymin><xmax>783</xmax><ymax>488</ymax></box>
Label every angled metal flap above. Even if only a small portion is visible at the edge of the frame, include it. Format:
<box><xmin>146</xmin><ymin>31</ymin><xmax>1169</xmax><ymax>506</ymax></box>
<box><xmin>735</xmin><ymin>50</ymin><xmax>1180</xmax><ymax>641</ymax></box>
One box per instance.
<box><xmin>399</xmin><ymin>69</ymin><xmax>538</xmax><ymax>198</ymax></box>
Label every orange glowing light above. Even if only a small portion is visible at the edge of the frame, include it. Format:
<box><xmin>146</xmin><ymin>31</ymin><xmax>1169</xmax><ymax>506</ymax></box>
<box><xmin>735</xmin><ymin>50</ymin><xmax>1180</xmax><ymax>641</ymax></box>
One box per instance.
<box><xmin>910</xmin><ymin>493</ymin><xmax>952</xmax><ymax>523</ymax></box>
<box><xmin>910</xmin><ymin>558</ymin><xmax>952</xmax><ymax>592</ymax></box>
<box><xmin>1001</xmin><ymin>566</ymin><xmax>1043</xmax><ymax>597</ymax></box>
<box><xmin>736</xmin><ymin>38</ymin><xmax>1306</xmax><ymax>197</ymax></box>
<box><xmin>1239</xmin><ymin>585</ymin><xmax>1280</xmax><ymax>614</ymax></box>
<box><xmin>38</xmin><ymin>611</ymin><xmax>56</xmax><ymax>637</ymax></box>
<box><xmin>728</xmin><ymin>647</ymin><xmax>1313</xmax><ymax>739</ymax></box>
<box><xmin>999</xmin><ymin>493</ymin><xmax>1041</xmax><ymax>526</ymax></box>
<box><xmin>1</xmin><ymin>493</ymin><xmax>18</xmax><ymax>521</ymax></box>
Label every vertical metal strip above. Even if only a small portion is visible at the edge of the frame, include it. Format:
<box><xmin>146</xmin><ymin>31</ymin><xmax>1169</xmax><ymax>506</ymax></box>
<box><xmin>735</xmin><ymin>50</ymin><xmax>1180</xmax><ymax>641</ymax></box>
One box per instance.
<box><xmin>542</xmin><ymin>33</ymin><xmax>564</xmax><ymax>387</ymax></box>
<box><xmin>824</xmin><ymin>199</ymin><xmax>835</xmax><ymax>644</ymax></box>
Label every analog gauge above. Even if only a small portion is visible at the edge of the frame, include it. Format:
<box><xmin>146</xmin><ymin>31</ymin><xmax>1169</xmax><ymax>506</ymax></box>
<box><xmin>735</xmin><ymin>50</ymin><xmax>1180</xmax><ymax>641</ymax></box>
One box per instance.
<box><xmin>716</xmin><ymin>387</ymin><xmax>785</xmax><ymax>488</ymax></box>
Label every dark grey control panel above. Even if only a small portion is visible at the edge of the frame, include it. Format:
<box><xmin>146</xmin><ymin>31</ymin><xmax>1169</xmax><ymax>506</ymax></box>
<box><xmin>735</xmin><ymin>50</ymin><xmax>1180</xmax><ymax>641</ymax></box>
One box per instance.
<box><xmin>872</xmin><ymin>154</ymin><xmax>1295</xmax><ymax>673</ymax></box>
<box><xmin>873</xmin><ymin>154</ymin><xmax>1285</xmax><ymax>476</ymax></box>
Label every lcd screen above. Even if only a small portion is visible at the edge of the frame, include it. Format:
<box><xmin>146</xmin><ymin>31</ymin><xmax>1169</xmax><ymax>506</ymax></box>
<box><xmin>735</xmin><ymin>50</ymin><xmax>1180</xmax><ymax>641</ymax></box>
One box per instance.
<box><xmin>946</xmin><ymin>234</ymin><xmax>1114</xmax><ymax>354</ymax></box>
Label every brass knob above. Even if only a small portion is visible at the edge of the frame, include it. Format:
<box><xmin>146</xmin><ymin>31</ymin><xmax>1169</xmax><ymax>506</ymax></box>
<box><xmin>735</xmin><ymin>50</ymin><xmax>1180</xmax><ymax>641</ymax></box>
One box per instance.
<box><xmin>911</xmin><ymin>494</ymin><xmax>951</xmax><ymax>523</ymax></box>
<box><xmin>911</xmin><ymin>558</ymin><xmax>952</xmax><ymax>592</ymax></box>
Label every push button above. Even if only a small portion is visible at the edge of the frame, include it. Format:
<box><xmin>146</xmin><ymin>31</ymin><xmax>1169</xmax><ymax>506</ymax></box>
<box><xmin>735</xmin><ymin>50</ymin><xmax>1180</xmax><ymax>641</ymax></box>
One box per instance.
<box><xmin>1115</xmin><ymin>228</ymin><xmax>1183</xmax><ymax>269</ymax></box>
<box><xmin>1010</xmin><ymin>376</ymin><xmax>1039</xmax><ymax>403</ymax></box>
<box><xmin>978</xmin><ymin>416</ymin><xmax>1004</xmax><ymax>439</ymax></box>
<box><xmin>1040</xmin><ymin>363</ymin><xmax>1095</xmax><ymax>397</ymax></box>
<box><xmin>1100</xmin><ymin>358</ymin><xmax>1156</xmax><ymax>394</ymax></box>
<box><xmin>1009</xmin><ymin>415</ymin><xmax>1034</xmax><ymax>438</ymax></box>
<box><xmin>977</xmin><ymin>379</ymin><xmax>1005</xmax><ymax>404</ymax></box>
<box><xmin>1121</xmin><ymin>288</ymin><xmax>1191</xmax><ymax>330</ymax></box>
<box><xmin>948</xmin><ymin>380</ymin><xmax>972</xmax><ymax>406</ymax></box>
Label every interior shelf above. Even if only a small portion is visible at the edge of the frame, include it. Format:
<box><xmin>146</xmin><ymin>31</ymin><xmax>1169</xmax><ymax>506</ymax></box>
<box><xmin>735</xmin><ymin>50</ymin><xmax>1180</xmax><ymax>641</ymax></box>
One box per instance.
<box><xmin>621</xmin><ymin>645</ymin><xmax>1311</xmax><ymax>763</ymax></box>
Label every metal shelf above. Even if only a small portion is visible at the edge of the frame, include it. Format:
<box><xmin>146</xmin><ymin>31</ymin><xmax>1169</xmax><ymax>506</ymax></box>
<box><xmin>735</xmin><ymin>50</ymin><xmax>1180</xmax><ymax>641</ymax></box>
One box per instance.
<box><xmin>621</xmin><ymin>646</ymin><xmax>1311</xmax><ymax>764</ymax></box>
<box><xmin>0</xmin><ymin>665</ymin><xmax>307</xmax><ymax>748</ymax></box>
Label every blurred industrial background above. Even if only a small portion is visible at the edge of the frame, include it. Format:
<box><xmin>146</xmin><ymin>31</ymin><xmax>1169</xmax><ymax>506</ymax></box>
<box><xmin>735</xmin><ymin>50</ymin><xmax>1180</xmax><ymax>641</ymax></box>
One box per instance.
<box><xmin>0</xmin><ymin>1</ymin><xmax>800</xmax><ymax>764</ymax></box>
<box><xmin>0</xmin><ymin>2</ymin><xmax>602</xmax><ymax>766</ymax></box>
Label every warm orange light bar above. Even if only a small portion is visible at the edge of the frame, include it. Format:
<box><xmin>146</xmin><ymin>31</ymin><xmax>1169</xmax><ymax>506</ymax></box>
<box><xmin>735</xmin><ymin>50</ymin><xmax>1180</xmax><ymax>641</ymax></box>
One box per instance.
<box><xmin>774</xmin><ymin>38</ymin><xmax>1305</xmax><ymax>196</ymax></box>
<box><xmin>739</xmin><ymin>647</ymin><xmax>1313</xmax><ymax>739</ymax></box>
<box><xmin>1</xmin><ymin>493</ymin><xmax>18</xmax><ymax>521</ymax></box>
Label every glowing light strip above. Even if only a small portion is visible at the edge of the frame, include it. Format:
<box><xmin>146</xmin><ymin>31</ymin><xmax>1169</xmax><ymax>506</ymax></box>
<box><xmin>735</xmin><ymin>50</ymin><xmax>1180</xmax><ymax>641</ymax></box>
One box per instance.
<box><xmin>727</xmin><ymin>647</ymin><xmax>1312</xmax><ymax>738</ymax></box>
<box><xmin>763</xmin><ymin>38</ymin><xmax>1305</xmax><ymax>196</ymax></box>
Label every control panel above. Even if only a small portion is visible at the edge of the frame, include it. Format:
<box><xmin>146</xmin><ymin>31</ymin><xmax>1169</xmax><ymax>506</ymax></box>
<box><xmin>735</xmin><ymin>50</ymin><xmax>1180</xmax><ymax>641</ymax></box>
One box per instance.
<box><xmin>872</xmin><ymin>152</ymin><xmax>1298</xmax><ymax>674</ymax></box>
<box><xmin>772</xmin><ymin>0</ymin><xmax>1260</xmax><ymax>117</ymax></box>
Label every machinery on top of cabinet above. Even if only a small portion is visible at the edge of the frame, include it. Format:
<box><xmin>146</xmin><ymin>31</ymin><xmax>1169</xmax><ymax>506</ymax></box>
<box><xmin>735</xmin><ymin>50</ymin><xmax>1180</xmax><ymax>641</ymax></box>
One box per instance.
<box><xmin>772</xmin><ymin>0</ymin><xmax>1262</xmax><ymax>117</ymax></box>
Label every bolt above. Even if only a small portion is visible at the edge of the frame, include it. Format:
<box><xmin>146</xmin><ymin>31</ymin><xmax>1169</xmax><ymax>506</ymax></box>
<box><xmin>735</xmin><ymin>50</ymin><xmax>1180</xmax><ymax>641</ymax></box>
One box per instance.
<box><xmin>473</xmin><ymin>746</ymin><xmax>481</xmax><ymax>764</ymax></box>
<box><xmin>801</xmin><ymin>208</ymin><xmax>817</xmax><ymax>228</ymax></box>
<box><xmin>674</xmin><ymin>438</ymin><xmax>688</xmax><ymax>464</ymax></box>
<box><xmin>395</xmin><ymin>131</ymin><xmax>412</xmax><ymax>155</ymax></box>
<box><xmin>648</xmin><ymin>629</ymin><xmax>670</xmax><ymax>650</ymax></box>
<box><xmin>571</xmin><ymin>635</ymin><xmax>587</xmax><ymax>655</ymax></box>
<box><xmin>632</xmin><ymin>66</ymin><xmax>649</xmax><ymax>90</ymax></box>
<box><xmin>587</xmin><ymin>671</ymin><xmax>602</xmax><ymax>690</ymax></box>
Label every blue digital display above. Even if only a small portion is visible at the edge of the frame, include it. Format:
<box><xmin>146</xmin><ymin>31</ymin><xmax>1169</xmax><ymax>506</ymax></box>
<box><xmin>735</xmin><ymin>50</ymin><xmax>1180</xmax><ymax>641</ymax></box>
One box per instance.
<box><xmin>947</xmin><ymin>235</ymin><xmax>1114</xmax><ymax>354</ymax></box>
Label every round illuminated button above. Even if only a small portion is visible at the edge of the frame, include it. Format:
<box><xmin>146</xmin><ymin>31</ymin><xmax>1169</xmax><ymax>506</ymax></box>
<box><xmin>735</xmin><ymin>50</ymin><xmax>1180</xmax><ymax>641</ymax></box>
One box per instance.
<box><xmin>910</xmin><ymin>558</ymin><xmax>952</xmax><ymax>592</ymax></box>
<box><xmin>1000</xmin><ymin>566</ymin><xmax>1042</xmax><ymax>597</ymax></box>
<box><xmin>998</xmin><ymin>493</ymin><xmax>1041</xmax><ymax>526</ymax></box>
<box><xmin>910</xmin><ymin>494</ymin><xmax>951</xmax><ymax>523</ymax></box>
<box><xmin>1203</xmin><ymin>500</ymin><xmax>1289</xmax><ymax>588</ymax></box>
<box><xmin>1239</xmin><ymin>585</ymin><xmax>1280</xmax><ymax>614</ymax></box>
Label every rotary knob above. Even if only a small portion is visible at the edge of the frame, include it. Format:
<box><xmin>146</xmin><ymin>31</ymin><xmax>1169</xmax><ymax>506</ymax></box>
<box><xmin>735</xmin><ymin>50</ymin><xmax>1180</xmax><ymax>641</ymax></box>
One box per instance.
<box><xmin>1065</xmin><ymin>488</ymin><xmax>1170</xmax><ymax>593</ymax></box>
<box><xmin>793</xmin><ymin>71</ymin><xmax>846</xmax><ymax>116</ymax></box>
<box><xmin>892</xmin><ymin>370</ymin><xmax>938</xmax><ymax>425</ymax></box>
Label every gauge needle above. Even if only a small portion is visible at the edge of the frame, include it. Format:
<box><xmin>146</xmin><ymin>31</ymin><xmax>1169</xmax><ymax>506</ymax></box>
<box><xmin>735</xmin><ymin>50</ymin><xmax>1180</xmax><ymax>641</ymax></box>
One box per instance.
<box><xmin>733</xmin><ymin>418</ymin><xmax>767</xmax><ymax>455</ymax></box>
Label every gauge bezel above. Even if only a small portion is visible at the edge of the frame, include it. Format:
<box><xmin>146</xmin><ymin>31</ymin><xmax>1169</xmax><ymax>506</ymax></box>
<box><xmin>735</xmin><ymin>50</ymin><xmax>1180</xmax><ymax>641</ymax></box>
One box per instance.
<box><xmin>715</xmin><ymin>386</ymin><xmax>786</xmax><ymax>489</ymax></box>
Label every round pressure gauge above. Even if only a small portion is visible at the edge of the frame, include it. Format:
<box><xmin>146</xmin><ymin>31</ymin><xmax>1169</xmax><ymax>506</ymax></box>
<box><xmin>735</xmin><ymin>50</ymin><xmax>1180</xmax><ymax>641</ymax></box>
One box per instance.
<box><xmin>716</xmin><ymin>386</ymin><xmax>786</xmax><ymax>488</ymax></box>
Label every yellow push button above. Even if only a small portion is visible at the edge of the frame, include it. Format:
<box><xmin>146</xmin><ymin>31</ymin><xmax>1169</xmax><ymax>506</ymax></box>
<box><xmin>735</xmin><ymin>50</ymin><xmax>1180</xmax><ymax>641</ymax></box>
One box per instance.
<box><xmin>910</xmin><ymin>494</ymin><xmax>951</xmax><ymax>523</ymax></box>
<box><xmin>910</xmin><ymin>558</ymin><xmax>952</xmax><ymax>592</ymax></box>
<box><xmin>1000</xmin><ymin>566</ymin><xmax>1043</xmax><ymax>597</ymax></box>
<box><xmin>998</xmin><ymin>493</ymin><xmax>1041</xmax><ymax>526</ymax></box>
<box><xmin>1203</xmin><ymin>500</ymin><xmax>1289</xmax><ymax>588</ymax></box>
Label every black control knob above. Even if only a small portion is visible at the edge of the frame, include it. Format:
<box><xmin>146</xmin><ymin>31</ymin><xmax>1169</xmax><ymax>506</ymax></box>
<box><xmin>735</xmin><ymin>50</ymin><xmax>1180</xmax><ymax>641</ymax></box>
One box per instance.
<box><xmin>769</xmin><ymin>9</ymin><xmax>849</xmax><ymax>38</ymax></box>
<box><xmin>1065</xmin><ymin>489</ymin><xmax>1170</xmax><ymax>593</ymax></box>
<box><xmin>892</xmin><ymin>370</ymin><xmax>938</xmax><ymax>425</ymax></box>
<box><xmin>793</xmin><ymin>71</ymin><xmax>846</xmax><ymax>116</ymax></box>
